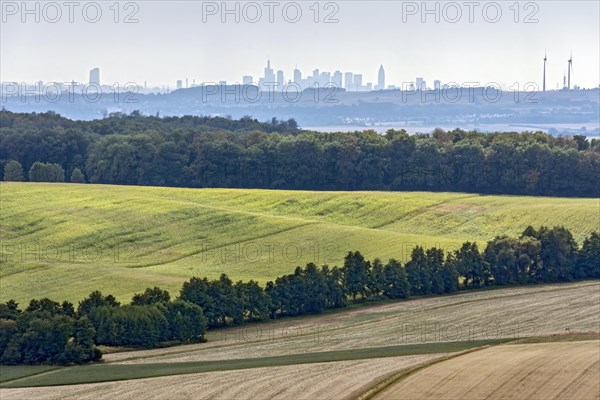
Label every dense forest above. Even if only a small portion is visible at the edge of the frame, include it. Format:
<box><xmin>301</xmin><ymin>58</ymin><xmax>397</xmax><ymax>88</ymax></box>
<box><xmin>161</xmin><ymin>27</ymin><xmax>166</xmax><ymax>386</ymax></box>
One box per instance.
<box><xmin>1</xmin><ymin>110</ymin><xmax>599</xmax><ymax>197</ymax></box>
<box><xmin>1</xmin><ymin>226</ymin><xmax>598</xmax><ymax>365</ymax></box>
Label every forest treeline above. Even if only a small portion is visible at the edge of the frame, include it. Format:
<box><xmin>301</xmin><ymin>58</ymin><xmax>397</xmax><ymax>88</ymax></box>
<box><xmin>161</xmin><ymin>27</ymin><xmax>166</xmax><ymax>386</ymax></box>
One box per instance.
<box><xmin>1</xmin><ymin>110</ymin><xmax>599</xmax><ymax>197</ymax></box>
<box><xmin>1</xmin><ymin>226</ymin><xmax>598</xmax><ymax>365</ymax></box>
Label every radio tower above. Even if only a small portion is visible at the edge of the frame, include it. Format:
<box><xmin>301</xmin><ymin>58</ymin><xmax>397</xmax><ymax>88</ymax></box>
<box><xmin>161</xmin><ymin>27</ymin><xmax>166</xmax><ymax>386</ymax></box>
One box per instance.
<box><xmin>543</xmin><ymin>52</ymin><xmax>547</xmax><ymax>92</ymax></box>
<box><xmin>567</xmin><ymin>53</ymin><xmax>573</xmax><ymax>90</ymax></box>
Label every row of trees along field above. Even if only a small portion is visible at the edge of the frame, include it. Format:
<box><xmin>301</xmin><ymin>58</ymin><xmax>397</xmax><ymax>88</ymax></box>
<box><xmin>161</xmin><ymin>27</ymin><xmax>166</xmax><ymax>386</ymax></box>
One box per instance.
<box><xmin>1</xmin><ymin>226</ymin><xmax>598</xmax><ymax>365</ymax></box>
<box><xmin>2</xmin><ymin>161</ymin><xmax>86</xmax><ymax>183</ymax></box>
<box><xmin>1</xmin><ymin>110</ymin><xmax>599</xmax><ymax>197</ymax></box>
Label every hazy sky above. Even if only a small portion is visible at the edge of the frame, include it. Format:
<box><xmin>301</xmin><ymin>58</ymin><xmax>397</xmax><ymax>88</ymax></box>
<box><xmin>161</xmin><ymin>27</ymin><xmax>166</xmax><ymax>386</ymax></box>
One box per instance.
<box><xmin>1</xmin><ymin>1</ymin><xmax>599</xmax><ymax>89</ymax></box>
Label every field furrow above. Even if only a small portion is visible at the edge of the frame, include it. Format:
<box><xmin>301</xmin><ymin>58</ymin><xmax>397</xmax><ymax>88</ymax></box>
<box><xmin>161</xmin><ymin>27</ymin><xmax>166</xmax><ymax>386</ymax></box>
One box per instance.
<box><xmin>0</xmin><ymin>354</ymin><xmax>443</xmax><ymax>400</ymax></box>
<box><xmin>102</xmin><ymin>281</ymin><xmax>599</xmax><ymax>365</ymax></box>
<box><xmin>372</xmin><ymin>340</ymin><xmax>600</xmax><ymax>400</ymax></box>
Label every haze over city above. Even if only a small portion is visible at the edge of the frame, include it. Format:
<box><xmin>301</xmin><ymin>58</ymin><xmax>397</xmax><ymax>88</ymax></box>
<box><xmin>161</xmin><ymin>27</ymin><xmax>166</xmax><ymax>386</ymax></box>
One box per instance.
<box><xmin>1</xmin><ymin>1</ymin><xmax>599</xmax><ymax>89</ymax></box>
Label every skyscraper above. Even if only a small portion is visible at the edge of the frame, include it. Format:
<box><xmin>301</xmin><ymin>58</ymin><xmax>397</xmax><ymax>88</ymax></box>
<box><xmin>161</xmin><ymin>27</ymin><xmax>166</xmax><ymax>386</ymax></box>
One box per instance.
<box><xmin>89</xmin><ymin>67</ymin><xmax>100</xmax><ymax>86</ymax></box>
<box><xmin>277</xmin><ymin>70</ymin><xmax>284</xmax><ymax>87</ymax></box>
<box><xmin>320</xmin><ymin>72</ymin><xmax>331</xmax><ymax>86</ymax></box>
<box><xmin>332</xmin><ymin>71</ymin><xmax>343</xmax><ymax>89</ymax></box>
<box><xmin>434</xmin><ymin>80</ymin><xmax>441</xmax><ymax>91</ymax></box>
<box><xmin>243</xmin><ymin>76</ymin><xmax>253</xmax><ymax>85</ymax></box>
<box><xmin>354</xmin><ymin>74</ymin><xmax>363</xmax><ymax>91</ymax></box>
<box><xmin>293</xmin><ymin>68</ymin><xmax>302</xmax><ymax>84</ymax></box>
<box><xmin>344</xmin><ymin>72</ymin><xmax>354</xmax><ymax>91</ymax></box>
<box><xmin>377</xmin><ymin>65</ymin><xmax>385</xmax><ymax>90</ymax></box>
<box><xmin>263</xmin><ymin>59</ymin><xmax>275</xmax><ymax>84</ymax></box>
<box><xmin>176</xmin><ymin>80</ymin><xmax>183</xmax><ymax>89</ymax></box>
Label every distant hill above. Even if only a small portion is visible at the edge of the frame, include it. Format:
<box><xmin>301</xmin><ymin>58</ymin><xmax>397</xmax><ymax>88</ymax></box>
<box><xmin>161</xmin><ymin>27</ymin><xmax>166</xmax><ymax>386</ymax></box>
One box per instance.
<box><xmin>2</xmin><ymin>86</ymin><xmax>598</xmax><ymax>127</ymax></box>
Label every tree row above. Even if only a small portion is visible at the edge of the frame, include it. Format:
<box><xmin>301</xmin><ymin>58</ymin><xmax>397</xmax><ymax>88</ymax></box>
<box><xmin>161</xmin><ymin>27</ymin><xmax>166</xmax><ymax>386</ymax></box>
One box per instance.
<box><xmin>0</xmin><ymin>226</ymin><xmax>598</xmax><ymax>365</ymax></box>
<box><xmin>2</xmin><ymin>110</ymin><xmax>599</xmax><ymax>197</ymax></box>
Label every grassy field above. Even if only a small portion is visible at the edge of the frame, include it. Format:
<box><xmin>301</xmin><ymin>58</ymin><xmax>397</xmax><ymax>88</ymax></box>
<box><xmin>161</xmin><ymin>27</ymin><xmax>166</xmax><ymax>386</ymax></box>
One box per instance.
<box><xmin>0</xmin><ymin>366</ymin><xmax>59</xmax><ymax>384</ymax></box>
<box><xmin>373</xmin><ymin>340</ymin><xmax>600</xmax><ymax>400</ymax></box>
<box><xmin>1</xmin><ymin>182</ymin><xmax>598</xmax><ymax>303</ymax></box>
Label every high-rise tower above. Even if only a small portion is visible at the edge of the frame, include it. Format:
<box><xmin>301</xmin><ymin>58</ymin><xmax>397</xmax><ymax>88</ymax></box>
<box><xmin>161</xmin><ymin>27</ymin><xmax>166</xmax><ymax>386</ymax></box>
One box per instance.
<box><xmin>377</xmin><ymin>65</ymin><xmax>385</xmax><ymax>90</ymax></box>
<box><xmin>89</xmin><ymin>67</ymin><xmax>100</xmax><ymax>86</ymax></box>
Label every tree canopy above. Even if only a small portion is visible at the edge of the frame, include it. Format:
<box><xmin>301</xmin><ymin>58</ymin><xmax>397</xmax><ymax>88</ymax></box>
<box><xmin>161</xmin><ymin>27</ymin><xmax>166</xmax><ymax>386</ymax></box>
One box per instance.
<box><xmin>1</xmin><ymin>110</ymin><xmax>598</xmax><ymax>196</ymax></box>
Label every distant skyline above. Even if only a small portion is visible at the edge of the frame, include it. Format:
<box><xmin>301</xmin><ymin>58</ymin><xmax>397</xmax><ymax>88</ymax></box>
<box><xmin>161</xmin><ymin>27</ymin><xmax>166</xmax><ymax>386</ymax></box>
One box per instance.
<box><xmin>1</xmin><ymin>1</ymin><xmax>599</xmax><ymax>89</ymax></box>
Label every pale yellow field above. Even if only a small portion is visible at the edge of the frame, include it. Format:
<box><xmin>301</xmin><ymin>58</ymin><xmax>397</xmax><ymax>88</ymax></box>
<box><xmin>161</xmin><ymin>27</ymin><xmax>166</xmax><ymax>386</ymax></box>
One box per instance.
<box><xmin>0</xmin><ymin>353</ymin><xmax>445</xmax><ymax>400</ymax></box>
<box><xmin>105</xmin><ymin>281</ymin><xmax>600</xmax><ymax>364</ymax></box>
<box><xmin>373</xmin><ymin>340</ymin><xmax>600</xmax><ymax>400</ymax></box>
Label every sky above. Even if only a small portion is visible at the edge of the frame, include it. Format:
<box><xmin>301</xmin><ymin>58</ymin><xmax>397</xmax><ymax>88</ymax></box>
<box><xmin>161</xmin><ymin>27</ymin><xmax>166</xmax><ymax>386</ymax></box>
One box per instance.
<box><xmin>1</xmin><ymin>1</ymin><xmax>599</xmax><ymax>90</ymax></box>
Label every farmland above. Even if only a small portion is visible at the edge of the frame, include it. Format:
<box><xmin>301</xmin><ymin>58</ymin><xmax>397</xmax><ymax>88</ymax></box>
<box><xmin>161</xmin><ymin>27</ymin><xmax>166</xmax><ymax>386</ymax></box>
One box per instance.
<box><xmin>0</xmin><ymin>354</ymin><xmax>448</xmax><ymax>399</ymax></box>
<box><xmin>1</xmin><ymin>182</ymin><xmax>598</xmax><ymax>303</ymax></box>
<box><xmin>373</xmin><ymin>340</ymin><xmax>600</xmax><ymax>400</ymax></box>
<box><xmin>1</xmin><ymin>182</ymin><xmax>598</xmax><ymax>399</ymax></box>
<box><xmin>101</xmin><ymin>281</ymin><xmax>599</xmax><ymax>364</ymax></box>
<box><xmin>0</xmin><ymin>281</ymin><xmax>598</xmax><ymax>398</ymax></box>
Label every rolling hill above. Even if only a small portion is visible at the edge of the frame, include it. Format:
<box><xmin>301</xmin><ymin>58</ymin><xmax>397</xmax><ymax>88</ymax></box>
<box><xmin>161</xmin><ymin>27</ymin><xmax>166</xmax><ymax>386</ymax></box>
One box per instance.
<box><xmin>1</xmin><ymin>182</ymin><xmax>598</xmax><ymax>303</ymax></box>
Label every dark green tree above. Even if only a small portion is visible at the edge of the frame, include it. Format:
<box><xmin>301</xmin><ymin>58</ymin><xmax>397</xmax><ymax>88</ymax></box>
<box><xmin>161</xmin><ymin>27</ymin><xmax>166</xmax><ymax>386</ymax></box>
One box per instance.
<box><xmin>577</xmin><ymin>232</ymin><xmax>600</xmax><ymax>279</ymax></box>
<box><xmin>165</xmin><ymin>300</ymin><xmax>207</xmax><ymax>342</ymax></box>
<box><xmin>342</xmin><ymin>251</ymin><xmax>370</xmax><ymax>301</ymax></box>
<box><xmin>28</xmin><ymin>162</ymin><xmax>64</xmax><ymax>182</ymax></box>
<box><xmin>0</xmin><ymin>300</ymin><xmax>20</xmax><ymax>320</ymax></box>
<box><xmin>77</xmin><ymin>291</ymin><xmax>120</xmax><ymax>318</ymax></box>
<box><xmin>538</xmin><ymin>227</ymin><xmax>578</xmax><ymax>282</ymax></box>
<box><xmin>322</xmin><ymin>265</ymin><xmax>347</xmax><ymax>309</ymax></box>
<box><xmin>455</xmin><ymin>242</ymin><xmax>489</xmax><ymax>288</ymax></box>
<box><xmin>70</xmin><ymin>168</ymin><xmax>86</xmax><ymax>183</ymax></box>
<box><xmin>485</xmin><ymin>237</ymin><xmax>518</xmax><ymax>285</ymax></box>
<box><xmin>368</xmin><ymin>258</ymin><xmax>386</xmax><ymax>298</ymax></box>
<box><xmin>180</xmin><ymin>277</ymin><xmax>218</xmax><ymax>327</ymax></box>
<box><xmin>441</xmin><ymin>253</ymin><xmax>459</xmax><ymax>293</ymax></box>
<box><xmin>382</xmin><ymin>259</ymin><xmax>410</xmax><ymax>299</ymax></box>
<box><xmin>405</xmin><ymin>247</ymin><xmax>430</xmax><ymax>295</ymax></box>
<box><xmin>131</xmin><ymin>287</ymin><xmax>171</xmax><ymax>305</ymax></box>
<box><xmin>0</xmin><ymin>319</ymin><xmax>18</xmax><ymax>361</ymax></box>
<box><xmin>3</xmin><ymin>160</ymin><xmax>23</xmax><ymax>181</ymax></box>
<box><xmin>426</xmin><ymin>248</ymin><xmax>445</xmax><ymax>295</ymax></box>
<box><xmin>235</xmin><ymin>280</ymin><xmax>270</xmax><ymax>322</ymax></box>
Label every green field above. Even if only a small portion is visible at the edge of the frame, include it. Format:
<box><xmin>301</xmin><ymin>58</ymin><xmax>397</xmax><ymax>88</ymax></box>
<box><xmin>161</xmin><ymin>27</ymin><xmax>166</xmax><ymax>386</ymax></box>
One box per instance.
<box><xmin>1</xmin><ymin>182</ymin><xmax>598</xmax><ymax>303</ymax></box>
<box><xmin>0</xmin><ymin>366</ymin><xmax>59</xmax><ymax>384</ymax></box>
<box><xmin>0</xmin><ymin>340</ymin><xmax>502</xmax><ymax>388</ymax></box>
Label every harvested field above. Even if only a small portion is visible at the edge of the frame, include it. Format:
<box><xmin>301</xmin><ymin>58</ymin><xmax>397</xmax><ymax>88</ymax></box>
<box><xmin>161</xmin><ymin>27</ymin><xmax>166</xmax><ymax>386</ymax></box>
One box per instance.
<box><xmin>373</xmin><ymin>340</ymin><xmax>600</xmax><ymax>400</ymax></box>
<box><xmin>0</xmin><ymin>353</ymin><xmax>444</xmax><ymax>400</ymax></box>
<box><xmin>104</xmin><ymin>281</ymin><xmax>600</xmax><ymax>364</ymax></box>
